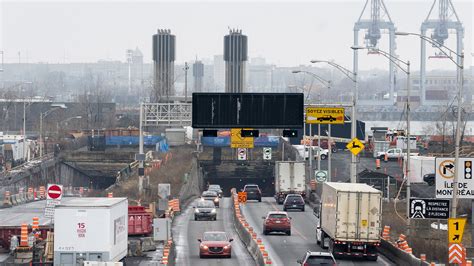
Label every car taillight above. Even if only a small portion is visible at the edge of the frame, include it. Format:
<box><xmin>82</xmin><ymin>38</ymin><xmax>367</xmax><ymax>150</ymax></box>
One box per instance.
<box><xmin>303</xmin><ymin>263</ymin><xmax>309</xmax><ymax>266</ymax></box>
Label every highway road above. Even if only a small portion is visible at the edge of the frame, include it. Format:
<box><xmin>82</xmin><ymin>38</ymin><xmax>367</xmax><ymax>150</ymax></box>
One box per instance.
<box><xmin>173</xmin><ymin>197</ymin><xmax>256</xmax><ymax>266</ymax></box>
<box><xmin>241</xmin><ymin>197</ymin><xmax>395</xmax><ymax>266</ymax></box>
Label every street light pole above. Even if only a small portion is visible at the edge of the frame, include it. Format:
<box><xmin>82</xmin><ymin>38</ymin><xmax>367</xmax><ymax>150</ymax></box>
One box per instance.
<box><xmin>396</xmin><ymin>32</ymin><xmax>464</xmax><ymax>218</ymax></box>
<box><xmin>292</xmin><ymin>70</ymin><xmax>331</xmax><ymax>179</ymax></box>
<box><xmin>184</xmin><ymin>62</ymin><xmax>189</xmax><ymax>102</ymax></box>
<box><xmin>310</xmin><ymin>60</ymin><xmax>357</xmax><ymax>183</ymax></box>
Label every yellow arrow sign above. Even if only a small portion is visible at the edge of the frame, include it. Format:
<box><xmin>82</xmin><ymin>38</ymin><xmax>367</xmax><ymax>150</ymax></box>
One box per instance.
<box><xmin>448</xmin><ymin>218</ymin><xmax>467</xmax><ymax>244</ymax></box>
<box><xmin>346</xmin><ymin>137</ymin><xmax>365</xmax><ymax>156</ymax></box>
<box><xmin>231</xmin><ymin>128</ymin><xmax>254</xmax><ymax>148</ymax></box>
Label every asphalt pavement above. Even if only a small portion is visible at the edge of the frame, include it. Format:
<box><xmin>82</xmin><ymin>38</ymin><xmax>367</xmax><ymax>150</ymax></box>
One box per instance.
<box><xmin>173</xmin><ymin>197</ymin><xmax>256</xmax><ymax>266</ymax></box>
<box><xmin>241</xmin><ymin>197</ymin><xmax>395</xmax><ymax>266</ymax></box>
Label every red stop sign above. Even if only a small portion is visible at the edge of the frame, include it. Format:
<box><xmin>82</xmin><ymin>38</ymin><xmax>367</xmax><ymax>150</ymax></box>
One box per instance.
<box><xmin>47</xmin><ymin>185</ymin><xmax>62</xmax><ymax>199</ymax></box>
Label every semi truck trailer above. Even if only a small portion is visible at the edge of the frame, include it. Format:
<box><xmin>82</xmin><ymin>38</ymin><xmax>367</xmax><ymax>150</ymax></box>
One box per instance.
<box><xmin>274</xmin><ymin>161</ymin><xmax>306</xmax><ymax>204</ymax></box>
<box><xmin>315</xmin><ymin>182</ymin><xmax>382</xmax><ymax>261</ymax></box>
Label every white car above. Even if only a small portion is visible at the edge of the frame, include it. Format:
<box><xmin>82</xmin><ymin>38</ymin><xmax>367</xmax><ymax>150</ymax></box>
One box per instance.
<box><xmin>293</xmin><ymin>145</ymin><xmax>329</xmax><ymax>160</ymax></box>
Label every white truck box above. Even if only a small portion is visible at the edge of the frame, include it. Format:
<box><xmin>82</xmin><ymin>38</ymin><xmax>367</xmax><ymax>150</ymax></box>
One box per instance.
<box><xmin>321</xmin><ymin>182</ymin><xmax>382</xmax><ymax>242</ymax></box>
<box><xmin>275</xmin><ymin>161</ymin><xmax>306</xmax><ymax>193</ymax></box>
<box><xmin>403</xmin><ymin>155</ymin><xmax>435</xmax><ymax>183</ymax></box>
<box><xmin>274</xmin><ymin>161</ymin><xmax>306</xmax><ymax>203</ymax></box>
<box><xmin>54</xmin><ymin>197</ymin><xmax>128</xmax><ymax>265</ymax></box>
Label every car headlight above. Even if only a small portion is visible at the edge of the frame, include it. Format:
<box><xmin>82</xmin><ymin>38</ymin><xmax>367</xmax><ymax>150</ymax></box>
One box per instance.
<box><xmin>224</xmin><ymin>244</ymin><xmax>231</xmax><ymax>250</ymax></box>
<box><xmin>195</xmin><ymin>208</ymin><xmax>200</xmax><ymax>213</ymax></box>
<box><xmin>201</xmin><ymin>245</ymin><xmax>208</xmax><ymax>250</ymax></box>
<box><xmin>211</xmin><ymin>209</ymin><xmax>216</xmax><ymax>213</ymax></box>
<box><xmin>214</xmin><ymin>198</ymin><xmax>219</xmax><ymax>202</ymax></box>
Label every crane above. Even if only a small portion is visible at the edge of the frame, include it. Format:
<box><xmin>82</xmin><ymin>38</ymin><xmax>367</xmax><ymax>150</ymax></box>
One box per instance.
<box><xmin>420</xmin><ymin>0</ymin><xmax>464</xmax><ymax>105</ymax></box>
<box><xmin>354</xmin><ymin>0</ymin><xmax>397</xmax><ymax>105</ymax></box>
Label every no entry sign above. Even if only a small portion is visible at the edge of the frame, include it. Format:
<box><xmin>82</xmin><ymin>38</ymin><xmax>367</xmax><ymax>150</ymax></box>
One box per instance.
<box><xmin>47</xmin><ymin>184</ymin><xmax>63</xmax><ymax>200</ymax></box>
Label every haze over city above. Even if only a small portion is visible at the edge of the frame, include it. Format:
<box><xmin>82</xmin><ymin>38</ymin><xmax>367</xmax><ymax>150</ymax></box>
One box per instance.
<box><xmin>2</xmin><ymin>0</ymin><xmax>473</xmax><ymax>70</ymax></box>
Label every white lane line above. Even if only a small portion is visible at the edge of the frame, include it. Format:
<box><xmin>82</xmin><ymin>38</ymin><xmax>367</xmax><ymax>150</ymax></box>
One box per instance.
<box><xmin>241</xmin><ymin>201</ymin><xmax>285</xmax><ymax>266</ymax></box>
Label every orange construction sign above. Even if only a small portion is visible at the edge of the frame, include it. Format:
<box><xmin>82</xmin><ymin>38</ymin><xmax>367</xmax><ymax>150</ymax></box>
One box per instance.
<box><xmin>238</xmin><ymin>192</ymin><xmax>247</xmax><ymax>203</ymax></box>
<box><xmin>449</xmin><ymin>243</ymin><xmax>465</xmax><ymax>264</ymax></box>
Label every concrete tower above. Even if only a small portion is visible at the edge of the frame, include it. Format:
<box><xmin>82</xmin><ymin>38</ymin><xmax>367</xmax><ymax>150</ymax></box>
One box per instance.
<box><xmin>193</xmin><ymin>60</ymin><xmax>204</xmax><ymax>92</ymax></box>
<box><xmin>224</xmin><ymin>29</ymin><xmax>248</xmax><ymax>93</ymax></box>
<box><xmin>152</xmin><ymin>29</ymin><xmax>176</xmax><ymax>102</ymax></box>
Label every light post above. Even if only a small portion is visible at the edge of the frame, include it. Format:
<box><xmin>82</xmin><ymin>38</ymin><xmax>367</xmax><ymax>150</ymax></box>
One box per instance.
<box><xmin>184</xmin><ymin>62</ymin><xmax>189</xmax><ymax>102</ymax></box>
<box><xmin>56</xmin><ymin>116</ymin><xmax>82</xmax><ymax>134</ymax></box>
<box><xmin>311</xmin><ymin>59</ymin><xmax>358</xmax><ymax>183</ymax></box>
<box><xmin>292</xmin><ymin>70</ymin><xmax>331</xmax><ymax>180</ymax></box>
<box><xmin>397</xmin><ymin>31</ymin><xmax>464</xmax><ymax>219</ymax></box>
<box><xmin>353</xmin><ymin>45</ymin><xmax>412</xmax><ymax>234</ymax></box>
<box><xmin>40</xmin><ymin>104</ymin><xmax>67</xmax><ymax>157</ymax></box>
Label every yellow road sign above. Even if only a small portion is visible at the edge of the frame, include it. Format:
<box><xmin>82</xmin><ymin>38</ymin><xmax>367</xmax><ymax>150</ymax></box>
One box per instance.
<box><xmin>448</xmin><ymin>218</ymin><xmax>467</xmax><ymax>244</ymax></box>
<box><xmin>346</xmin><ymin>137</ymin><xmax>365</xmax><ymax>156</ymax></box>
<box><xmin>231</xmin><ymin>128</ymin><xmax>254</xmax><ymax>148</ymax></box>
<box><xmin>305</xmin><ymin>107</ymin><xmax>345</xmax><ymax>124</ymax></box>
<box><xmin>238</xmin><ymin>192</ymin><xmax>247</xmax><ymax>203</ymax></box>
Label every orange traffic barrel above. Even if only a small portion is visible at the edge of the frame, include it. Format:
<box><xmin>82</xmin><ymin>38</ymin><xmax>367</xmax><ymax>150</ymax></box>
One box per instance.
<box><xmin>382</xmin><ymin>225</ymin><xmax>391</xmax><ymax>241</ymax></box>
<box><xmin>384</xmin><ymin>153</ymin><xmax>388</xmax><ymax>162</ymax></box>
<box><xmin>376</xmin><ymin>159</ymin><xmax>381</xmax><ymax>169</ymax></box>
<box><xmin>107</xmin><ymin>192</ymin><xmax>113</xmax><ymax>198</ymax></box>
<box><xmin>20</xmin><ymin>223</ymin><xmax>29</xmax><ymax>247</ymax></box>
<box><xmin>420</xmin><ymin>254</ymin><xmax>426</xmax><ymax>261</ymax></box>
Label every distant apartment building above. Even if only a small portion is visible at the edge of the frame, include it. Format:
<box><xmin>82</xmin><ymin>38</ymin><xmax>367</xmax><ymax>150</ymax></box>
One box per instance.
<box><xmin>213</xmin><ymin>55</ymin><xmax>225</xmax><ymax>91</ymax></box>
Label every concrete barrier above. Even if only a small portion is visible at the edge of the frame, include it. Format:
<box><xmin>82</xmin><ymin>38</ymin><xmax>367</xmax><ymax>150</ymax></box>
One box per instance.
<box><xmin>230</xmin><ymin>190</ymin><xmax>265</xmax><ymax>266</ymax></box>
<box><xmin>11</xmin><ymin>194</ymin><xmax>18</xmax><ymax>205</ymax></box>
<box><xmin>379</xmin><ymin>239</ymin><xmax>429</xmax><ymax>265</ymax></box>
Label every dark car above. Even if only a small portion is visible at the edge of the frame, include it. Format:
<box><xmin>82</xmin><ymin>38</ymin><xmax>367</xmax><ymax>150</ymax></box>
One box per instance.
<box><xmin>297</xmin><ymin>251</ymin><xmax>336</xmax><ymax>266</ymax></box>
<box><xmin>262</xmin><ymin>211</ymin><xmax>291</xmax><ymax>235</ymax></box>
<box><xmin>198</xmin><ymin>231</ymin><xmax>233</xmax><ymax>258</ymax></box>
<box><xmin>283</xmin><ymin>194</ymin><xmax>305</xmax><ymax>212</ymax></box>
<box><xmin>243</xmin><ymin>184</ymin><xmax>262</xmax><ymax>202</ymax></box>
<box><xmin>201</xmin><ymin>191</ymin><xmax>220</xmax><ymax>207</ymax></box>
<box><xmin>423</xmin><ymin>173</ymin><xmax>435</xmax><ymax>186</ymax></box>
<box><xmin>208</xmin><ymin>184</ymin><xmax>223</xmax><ymax>198</ymax></box>
<box><xmin>194</xmin><ymin>200</ymin><xmax>217</xmax><ymax>221</ymax></box>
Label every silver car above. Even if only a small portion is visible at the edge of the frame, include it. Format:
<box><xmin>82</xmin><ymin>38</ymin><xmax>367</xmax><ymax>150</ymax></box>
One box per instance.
<box><xmin>194</xmin><ymin>200</ymin><xmax>217</xmax><ymax>221</ymax></box>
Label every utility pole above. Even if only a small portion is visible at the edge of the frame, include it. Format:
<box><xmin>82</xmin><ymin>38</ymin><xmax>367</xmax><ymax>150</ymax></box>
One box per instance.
<box><xmin>184</xmin><ymin>62</ymin><xmax>189</xmax><ymax>102</ymax></box>
<box><xmin>452</xmin><ymin>53</ymin><xmax>464</xmax><ymax>218</ymax></box>
<box><xmin>406</xmin><ymin>61</ymin><xmax>411</xmax><ymax>235</ymax></box>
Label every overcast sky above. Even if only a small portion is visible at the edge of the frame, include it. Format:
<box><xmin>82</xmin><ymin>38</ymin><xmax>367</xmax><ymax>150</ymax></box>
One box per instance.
<box><xmin>1</xmin><ymin>0</ymin><xmax>472</xmax><ymax>70</ymax></box>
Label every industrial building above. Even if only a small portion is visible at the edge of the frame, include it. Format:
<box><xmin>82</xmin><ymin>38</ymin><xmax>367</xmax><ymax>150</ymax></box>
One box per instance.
<box><xmin>224</xmin><ymin>29</ymin><xmax>248</xmax><ymax>93</ymax></box>
<box><xmin>152</xmin><ymin>29</ymin><xmax>176</xmax><ymax>102</ymax></box>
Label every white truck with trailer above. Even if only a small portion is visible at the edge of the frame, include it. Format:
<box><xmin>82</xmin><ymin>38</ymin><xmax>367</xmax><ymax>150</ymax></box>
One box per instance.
<box><xmin>274</xmin><ymin>161</ymin><xmax>306</xmax><ymax>204</ymax></box>
<box><xmin>54</xmin><ymin>197</ymin><xmax>128</xmax><ymax>265</ymax></box>
<box><xmin>315</xmin><ymin>182</ymin><xmax>382</xmax><ymax>261</ymax></box>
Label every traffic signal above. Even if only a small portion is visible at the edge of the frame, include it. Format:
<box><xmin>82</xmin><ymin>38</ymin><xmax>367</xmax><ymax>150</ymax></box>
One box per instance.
<box><xmin>465</xmin><ymin>161</ymin><xmax>472</xmax><ymax>179</ymax></box>
<box><xmin>283</xmin><ymin>129</ymin><xmax>298</xmax><ymax>138</ymax></box>
<box><xmin>203</xmin><ymin>130</ymin><xmax>218</xmax><ymax>137</ymax></box>
<box><xmin>241</xmin><ymin>130</ymin><xmax>259</xmax><ymax>137</ymax></box>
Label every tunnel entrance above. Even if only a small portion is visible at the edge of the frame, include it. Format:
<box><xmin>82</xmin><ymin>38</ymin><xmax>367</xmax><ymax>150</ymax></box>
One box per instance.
<box><xmin>200</xmin><ymin>160</ymin><xmax>275</xmax><ymax>197</ymax></box>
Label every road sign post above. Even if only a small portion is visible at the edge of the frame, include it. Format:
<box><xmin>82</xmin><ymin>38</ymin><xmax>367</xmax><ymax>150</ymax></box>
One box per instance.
<box><xmin>231</xmin><ymin>128</ymin><xmax>255</xmax><ymax>148</ymax></box>
<box><xmin>237</xmin><ymin>148</ymin><xmax>247</xmax><ymax>161</ymax></box>
<box><xmin>435</xmin><ymin>157</ymin><xmax>474</xmax><ymax>199</ymax></box>
<box><xmin>263</xmin><ymin>147</ymin><xmax>272</xmax><ymax>160</ymax></box>
<box><xmin>45</xmin><ymin>184</ymin><xmax>63</xmax><ymax>219</ymax></box>
<box><xmin>315</xmin><ymin>170</ymin><xmax>328</xmax><ymax>183</ymax></box>
<box><xmin>346</xmin><ymin>137</ymin><xmax>365</xmax><ymax>156</ymax></box>
<box><xmin>409</xmin><ymin>199</ymin><xmax>449</xmax><ymax>219</ymax></box>
<box><xmin>238</xmin><ymin>192</ymin><xmax>247</xmax><ymax>203</ymax></box>
<box><xmin>448</xmin><ymin>218</ymin><xmax>467</xmax><ymax>244</ymax></box>
<box><xmin>305</xmin><ymin>107</ymin><xmax>345</xmax><ymax>124</ymax></box>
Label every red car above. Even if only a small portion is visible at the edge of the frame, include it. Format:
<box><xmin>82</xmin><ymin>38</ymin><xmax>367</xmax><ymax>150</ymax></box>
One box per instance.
<box><xmin>262</xmin><ymin>211</ymin><xmax>291</xmax><ymax>235</ymax></box>
<box><xmin>198</xmin><ymin>231</ymin><xmax>233</xmax><ymax>258</ymax></box>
